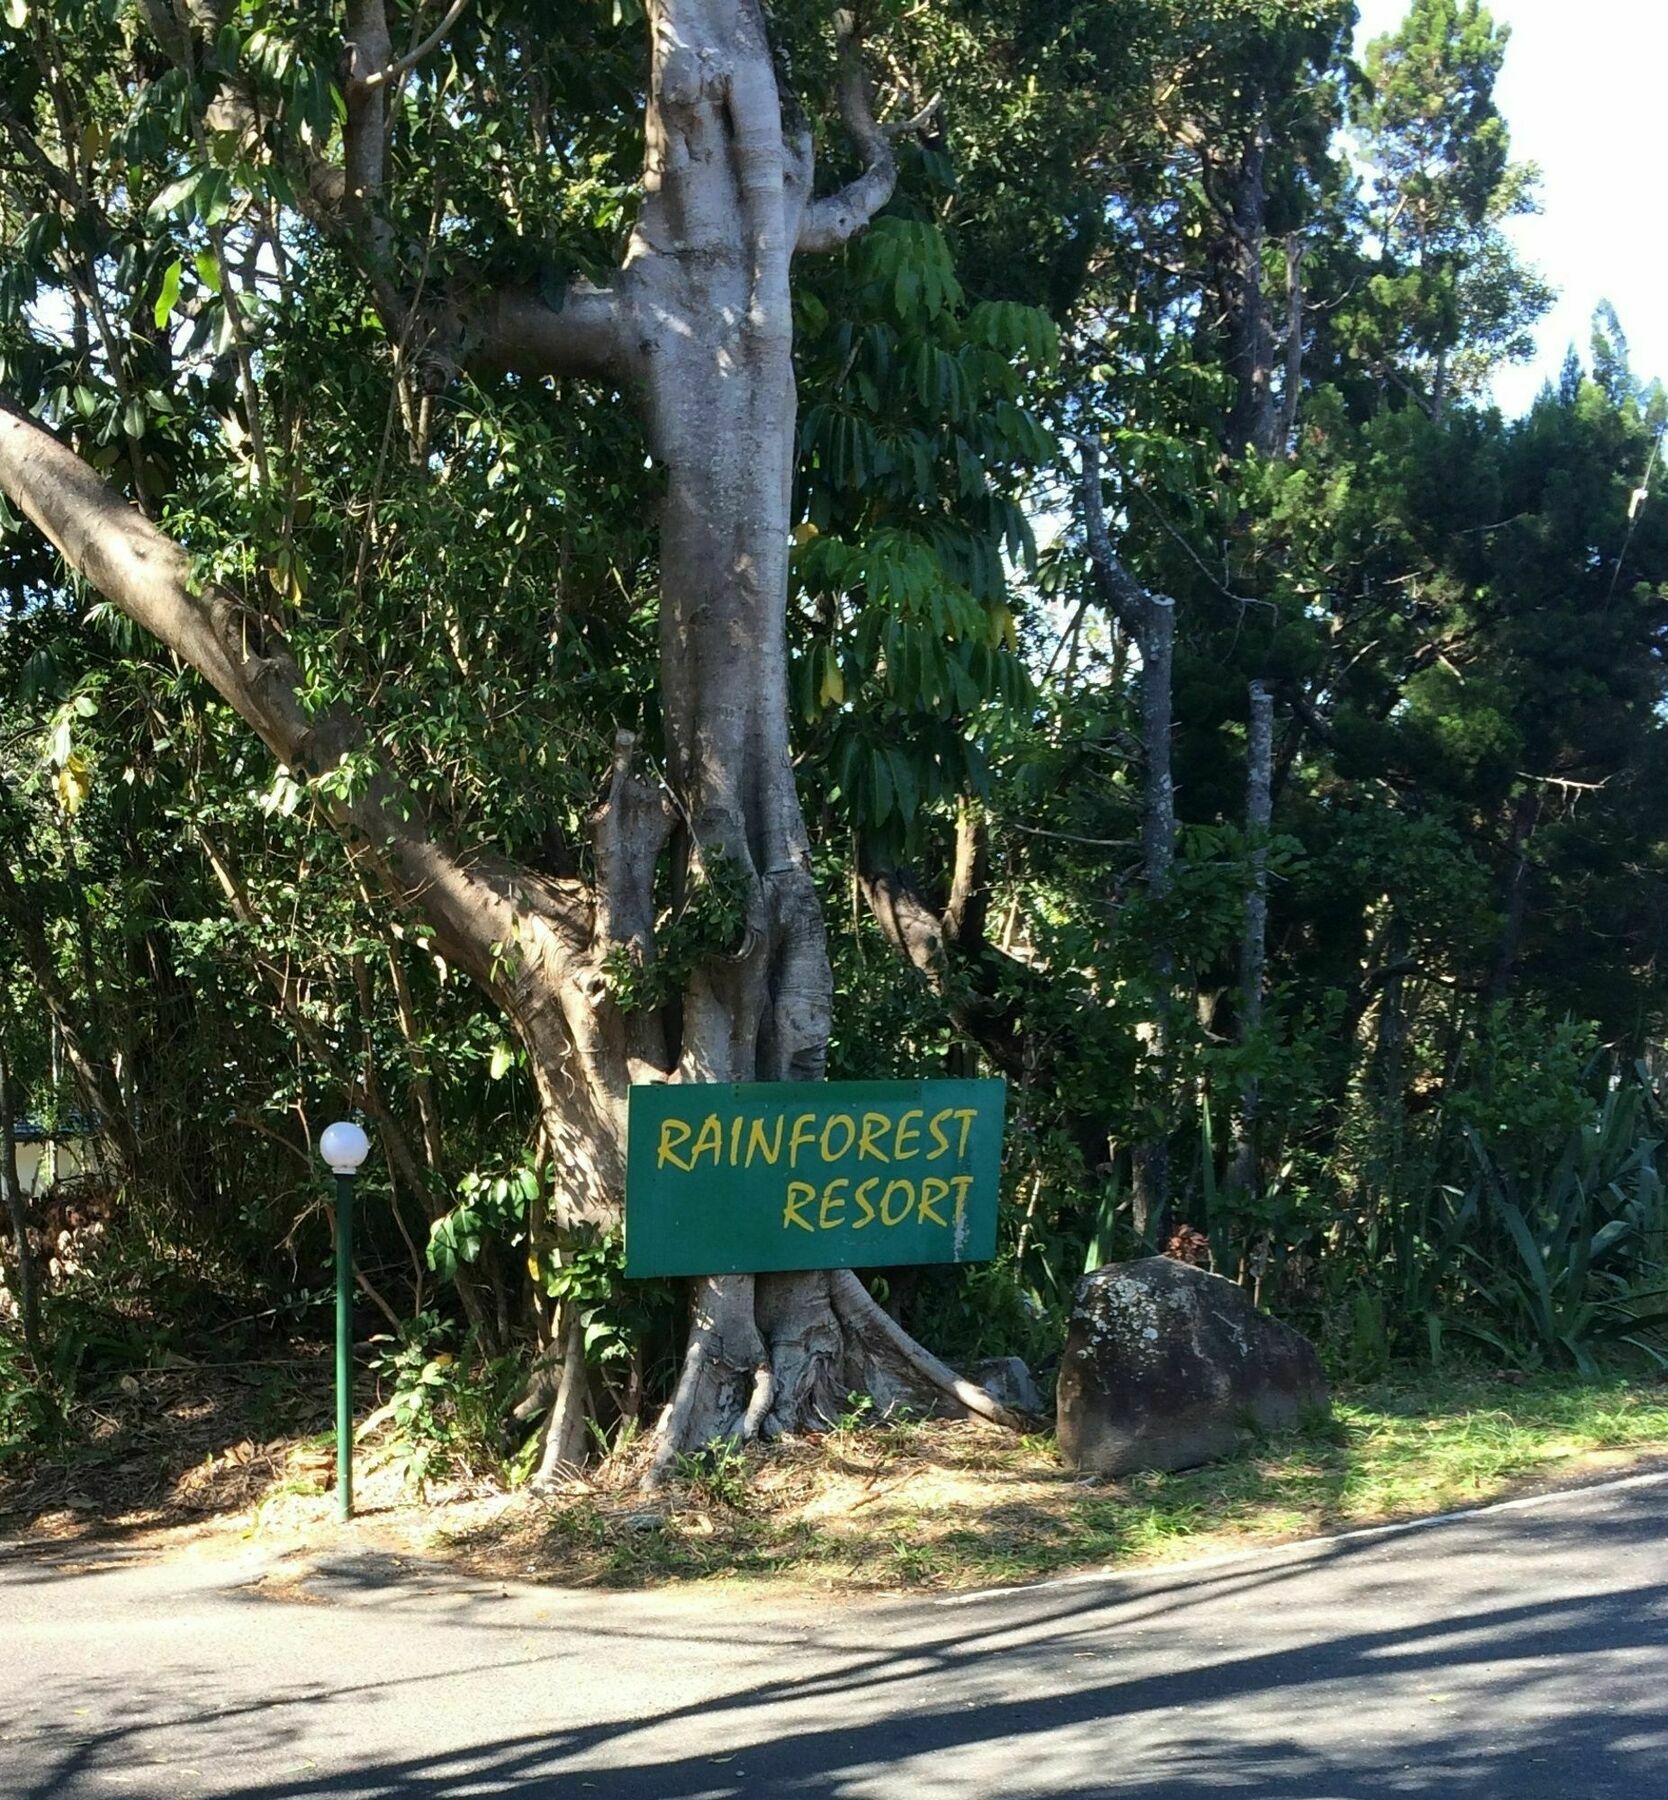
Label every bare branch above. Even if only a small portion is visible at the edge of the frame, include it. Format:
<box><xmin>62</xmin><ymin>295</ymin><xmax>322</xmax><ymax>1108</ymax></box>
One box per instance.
<box><xmin>884</xmin><ymin>94</ymin><xmax>942</xmax><ymax>138</ymax></box>
<box><xmin>1078</xmin><ymin>436</ymin><xmax>1153</xmax><ymax>634</ymax></box>
<box><xmin>1277</xmin><ymin>234</ymin><xmax>1306</xmax><ymax>457</ymax></box>
<box><xmin>363</xmin><ymin>0</ymin><xmax>472</xmax><ymax>89</ymax></box>
<box><xmin>0</xmin><ymin>100</ymin><xmax>78</xmax><ymax>208</ymax></box>
<box><xmin>796</xmin><ymin>11</ymin><xmax>898</xmax><ymax>255</ymax></box>
<box><xmin>942</xmin><ymin>799</ymin><xmax>988</xmax><ymax>953</ymax></box>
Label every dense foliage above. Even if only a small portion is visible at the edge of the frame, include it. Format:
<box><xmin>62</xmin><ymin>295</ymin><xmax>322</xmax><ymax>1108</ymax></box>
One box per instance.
<box><xmin>2</xmin><ymin>0</ymin><xmax>1665</xmax><ymax>1473</ymax></box>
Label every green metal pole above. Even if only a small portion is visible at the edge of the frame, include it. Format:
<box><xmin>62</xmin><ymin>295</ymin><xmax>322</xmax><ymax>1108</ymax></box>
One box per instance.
<box><xmin>335</xmin><ymin>1169</ymin><xmax>355</xmax><ymax>1522</ymax></box>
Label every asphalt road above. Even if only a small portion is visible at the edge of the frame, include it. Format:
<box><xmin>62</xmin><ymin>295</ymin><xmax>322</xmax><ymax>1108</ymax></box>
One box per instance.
<box><xmin>4</xmin><ymin>1473</ymin><xmax>1667</xmax><ymax>1799</ymax></box>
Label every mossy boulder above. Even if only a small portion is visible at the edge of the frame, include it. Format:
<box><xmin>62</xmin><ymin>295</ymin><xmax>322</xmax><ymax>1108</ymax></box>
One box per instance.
<box><xmin>1057</xmin><ymin>1257</ymin><xmax>1328</xmax><ymax>1475</ymax></box>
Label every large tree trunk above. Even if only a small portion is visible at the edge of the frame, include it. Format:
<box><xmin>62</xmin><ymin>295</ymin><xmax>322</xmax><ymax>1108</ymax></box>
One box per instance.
<box><xmin>622</xmin><ymin>1</ymin><xmax>1018</xmax><ymax>1473</ymax></box>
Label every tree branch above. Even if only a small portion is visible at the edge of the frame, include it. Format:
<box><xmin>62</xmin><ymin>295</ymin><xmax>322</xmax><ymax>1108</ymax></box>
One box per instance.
<box><xmin>1079</xmin><ymin>437</ymin><xmax>1154</xmax><ymax>634</ymax></box>
<box><xmin>363</xmin><ymin>0</ymin><xmax>471</xmax><ymax>89</ymax></box>
<box><xmin>467</xmin><ymin>283</ymin><xmax>628</xmax><ymax>384</ymax></box>
<box><xmin>941</xmin><ymin>800</ymin><xmax>988</xmax><ymax>953</ymax></box>
<box><xmin>127</xmin><ymin>2</ymin><xmax>621</xmax><ymax>388</ymax></box>
<box><xmin>342</xmin><ymin>0</ymin><xmax>395</xmax><ymax>214</ymax></box>
<box><xmin>0</xmin><ymin>100</ymin><xmax>78</xmax><ymax>208</ymax></box>
<box><xmin>1278</xmin><ymin>235</ymin><xmax>1306</xmax><ymax>458</ymax></box>
<box><xmin>0</xmin><ymin>399</ymin><xmax>592</xmax><ymax>992</ymax></box>
<box><xmin>796</xmin><ymin>11</ymin><xmax>899</xmax><ymax>255</ymax></box>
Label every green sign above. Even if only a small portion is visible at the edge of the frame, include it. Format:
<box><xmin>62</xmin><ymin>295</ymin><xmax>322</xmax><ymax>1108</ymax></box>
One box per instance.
<box><xmin>625</xmin><ymin>1078</ymin><xmax>1005</xmax><ymax>1278</ymax></box>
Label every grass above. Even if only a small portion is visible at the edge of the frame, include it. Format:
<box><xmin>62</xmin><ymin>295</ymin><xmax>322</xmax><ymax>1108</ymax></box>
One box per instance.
<box><xmin>441</xmin><ymin>1368</ymin><xmax>1668</xmax><ymax>1594</ymax></box>
<box><xmin>10</xmin><ymin>1361</ymin><xmax>1667</xmax><ymax>1598</ymax></box>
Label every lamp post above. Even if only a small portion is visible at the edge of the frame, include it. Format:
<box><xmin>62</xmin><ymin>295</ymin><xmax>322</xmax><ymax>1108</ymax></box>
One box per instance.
<box><xmin>319</xmin><ymin>1120</ymin><xmax>370</xmax><ymax>1522</ymax></box>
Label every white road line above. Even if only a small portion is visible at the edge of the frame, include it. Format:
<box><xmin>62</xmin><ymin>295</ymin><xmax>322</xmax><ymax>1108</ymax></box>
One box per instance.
<box><xmin>934</xmin><ymin>1464</ymin><xmax>1668</xmax><ymax>1608</ymax></box>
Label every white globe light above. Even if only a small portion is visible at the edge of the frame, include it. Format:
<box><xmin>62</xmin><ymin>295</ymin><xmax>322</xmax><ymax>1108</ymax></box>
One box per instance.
<box><xmin>320</xmin><ymin>1120</ymin><xmax>371</xmax><ymax>1175</ymax></box>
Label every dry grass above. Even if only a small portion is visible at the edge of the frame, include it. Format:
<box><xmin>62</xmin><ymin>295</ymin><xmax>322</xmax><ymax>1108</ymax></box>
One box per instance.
<box><xmin>436</xmin><ymin>1370</ymin><xmax>1668</xmax><ymax>1594</ymax></box>
<box><xmin>8</xmin><ymin>1366</ymin><xmax>1668</xmax><ymax>1596</ymax></box>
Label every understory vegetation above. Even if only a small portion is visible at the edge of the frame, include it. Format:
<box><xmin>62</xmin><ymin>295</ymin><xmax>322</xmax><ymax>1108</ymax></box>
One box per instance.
<box><xmin>2</xmin><ymin>0</ymin><xmax>1667</xmax><ymax>1498</ymax></box>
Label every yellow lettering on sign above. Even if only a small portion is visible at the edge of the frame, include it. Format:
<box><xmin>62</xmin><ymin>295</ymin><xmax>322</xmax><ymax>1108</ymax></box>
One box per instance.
<box><xmin>853</xmin><ymin>1176</ymin><xmax>878</xmax><ymax>1228</ymax></box>
<box><xmin>729</xmin><ymin>1116</ymin><xmax>745</xmax><ymax>1165</ymax></box>
<box><xmin>859</xmin><ymin>1112</ymin><xmax>892</xmax><ymax>1162</ymax></box>
<box><xmin>880</xmin><ymin>1179</ymin><xmax>914</xmax><ymax>1227</ymax></box>
<box><xmin>917</xmin><ymin>1176</ymin><xmax>950</xmax><ymax>1228</ymax></box>
<box><xmin>949</xmin><ymin>1173</ymin><xmax>974</xmax><ymax>1223</ymax></box>
<box><xmin>894</xmin><ymin>1108</ymin><xmax>924</xmax><ymax>1162</ymax></box>
<box><xmin>820</xmin><ymin>1113</ymin><xmax>857</xmax><ymax>1163</ymax></box>
<box><xmin>819</xmin><ymin>1178</ymin><xmax>850</xmax><ymax>1231</ymax></box>
<box><xmin>783</xmin><ymin>1181</ymin><xmax>815</xmax><ymax>1232</ymax></box>
<box><xmin>953</xmin><ymin>1109</ymin><xmax>978</xmax><ymax>1157</ymax></box>
<box><xmin>690</xmin><ymin>1113</ymin><xmax>723</xmax><ymax>1169</ymax></box>
<box><xmin>657</xmin><ymin>1119</ymin><xmax>693</xmax><ymax>1171</ymax></box>
<box><xmin>928</xmin><ymin>1108</ymin><xmax>955</xmax><ymax>1159</ymax></box>
<box><xmin>745</xmin><ymin>1115</ymin><xmax>784</xmax><ymax>1166</ymax></box>
<box><xmin>788</xmin><ymin>1111</ymin><xmax>820</xmax><ymax>1169</ymax></box>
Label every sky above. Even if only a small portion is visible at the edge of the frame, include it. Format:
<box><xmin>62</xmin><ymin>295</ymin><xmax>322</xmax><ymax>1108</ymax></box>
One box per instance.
<box><xmin>1353</xmin><ymin>0</ymin><xmax>1666</xmax><ymax>415</ymax></box>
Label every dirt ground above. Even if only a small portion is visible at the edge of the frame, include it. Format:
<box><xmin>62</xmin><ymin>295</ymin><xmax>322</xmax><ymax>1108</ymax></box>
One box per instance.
<box><xmin>7</xmin><ymin>1355</ymin><xmax>1668</xmax><ymax>1598</ymax></box>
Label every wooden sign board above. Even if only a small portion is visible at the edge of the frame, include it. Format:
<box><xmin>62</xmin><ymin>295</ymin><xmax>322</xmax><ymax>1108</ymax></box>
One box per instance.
<box><xmin>624</xmin><ymin>1078</ymin><xmax>1005</xmax><ymax>1278</ymax></box>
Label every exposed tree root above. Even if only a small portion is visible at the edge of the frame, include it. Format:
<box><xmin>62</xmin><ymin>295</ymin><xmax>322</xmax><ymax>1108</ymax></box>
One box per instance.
<box><xmin>640</xmin><ymin>1266</ymin><xmax>1025</xmax><ymax>1487</ymax></box>
<box><xmin>828</xmin><ymin>1270</ymin><xmax>1026</xmax><ymax>1432</ymax></box>
<box><xmin>513</xmin><ymin>1303</ymin><xmax>591</xmax><ymax>1490</ymax></box>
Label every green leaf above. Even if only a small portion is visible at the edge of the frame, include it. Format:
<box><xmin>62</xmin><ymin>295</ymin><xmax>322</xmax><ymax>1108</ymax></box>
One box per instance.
<box><xmin>147</xmin><ymin>169</ymin><xmax>204</xmax><ymax>221</ymax></box>
<box><xmin>3</xmin><ymin>0</ymin><xmax>26</xmax><ymax>28</ymax></box>
<box><xmin>196</xmin><ymin>167</ymin><xmax>232</xmax><ymax>228</ymax></box>
<box><xmin>887</xmin><ymin>748</ymin><xmax>919</xmax><ymax>823</ymax></box>
<box><xmin>867</xmin><ymin>747</ymin><xmax>894</xmax><ymax>826</ymax></box>
<box><xmin>488</xmin><ymin>1042</ymin><xmax>513</xmax><ymax>1081</ymax></box>
<box><xmin>153</xmin><ymin>258</ymin><xmax>183</xmax><ymax>329</ymax></box>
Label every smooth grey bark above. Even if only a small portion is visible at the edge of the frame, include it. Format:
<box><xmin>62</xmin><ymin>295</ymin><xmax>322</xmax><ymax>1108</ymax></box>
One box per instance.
<box><xmin>1080</xmin><ymin>439</ymin><xmax>1175</xmax><ymax>1237</ymax></box>
<box><xmin>1229</xmin><ymin>681</ymin><xmax>1274</xmax><ymax>1199</ymax></box>
<box><xmin>526</xmin><ymin>1302</ymin><xmax>590</xmax><ymax>1488</ymax></box>
<box><xmin>0</xmin><ymin>0</ymin><xmax>1020</xmax><ymax>1477</ymax></box>
<box><xmin>1277</xmin><ymin>237</ymin><xmax>1306</xmax><ymax>458</ymax></box>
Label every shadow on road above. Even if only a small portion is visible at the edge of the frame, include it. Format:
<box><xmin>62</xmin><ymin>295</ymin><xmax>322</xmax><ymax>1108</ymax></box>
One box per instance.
<box><xmin>11</xmin><ymin>1488</ymin><xmax>1668</xmax><ymax>1797</ymax></box>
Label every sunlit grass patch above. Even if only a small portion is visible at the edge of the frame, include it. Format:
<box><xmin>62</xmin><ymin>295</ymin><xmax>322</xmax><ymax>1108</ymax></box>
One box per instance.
<box><xmin>448</xmin><ymin>1369</ymin><xmax>1668</xmax><ymax>1594</ymax></box>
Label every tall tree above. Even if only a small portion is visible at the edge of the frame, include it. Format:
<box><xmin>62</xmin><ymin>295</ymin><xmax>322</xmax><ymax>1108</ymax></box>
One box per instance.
<box><xmin>0</xmin><ymin>0</ymin><xmax>1023</xmax><ymax>1468</ymax></box>
<box><xmin>1353</xmin><ymin>0</ymin><xmax>1550</xmax><ymax>416</ymax></box>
